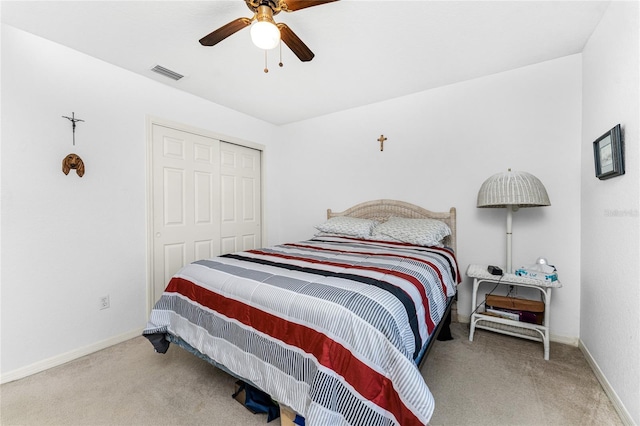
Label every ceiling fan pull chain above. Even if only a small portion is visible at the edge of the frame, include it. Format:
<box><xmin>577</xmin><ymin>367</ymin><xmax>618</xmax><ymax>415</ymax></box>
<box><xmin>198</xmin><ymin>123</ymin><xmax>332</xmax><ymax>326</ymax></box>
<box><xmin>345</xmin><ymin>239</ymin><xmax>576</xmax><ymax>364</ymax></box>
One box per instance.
<box><xmin>264</xmin><ymin>50</ymin><xmax>269</xmax><ymax>73</ymax></box>
<box><xmin>279</xmin><ymin>40</ymin><xmax>283</xmax><ymax>68</ymax></box>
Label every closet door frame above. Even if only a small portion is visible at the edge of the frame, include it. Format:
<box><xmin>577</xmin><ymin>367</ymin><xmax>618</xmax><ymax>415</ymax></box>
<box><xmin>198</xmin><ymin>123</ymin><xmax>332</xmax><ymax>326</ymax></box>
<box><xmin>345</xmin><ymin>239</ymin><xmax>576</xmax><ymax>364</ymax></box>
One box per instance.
<box><xmin>145</xmin><ymin>116</ymin><xmax>266</xmax><ymax>314</ymax></box>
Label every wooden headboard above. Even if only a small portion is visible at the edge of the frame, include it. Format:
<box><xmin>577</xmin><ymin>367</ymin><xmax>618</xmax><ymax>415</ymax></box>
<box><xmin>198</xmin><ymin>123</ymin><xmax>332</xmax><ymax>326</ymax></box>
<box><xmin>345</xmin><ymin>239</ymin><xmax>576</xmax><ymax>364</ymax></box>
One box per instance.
<box><xmin>327</xmin><ymin>199</ymin><xmax>457</xmax><ymax>252</ymax></box>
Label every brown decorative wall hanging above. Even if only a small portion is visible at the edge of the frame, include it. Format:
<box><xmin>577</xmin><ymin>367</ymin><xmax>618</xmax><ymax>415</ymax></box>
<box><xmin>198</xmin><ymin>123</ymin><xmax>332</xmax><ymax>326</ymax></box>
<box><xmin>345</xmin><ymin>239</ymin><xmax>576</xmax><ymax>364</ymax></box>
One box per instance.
<box><xmin>62</xmin><ymin>153</ymin><xmax>85</xmax><ymax>177</ymax></box>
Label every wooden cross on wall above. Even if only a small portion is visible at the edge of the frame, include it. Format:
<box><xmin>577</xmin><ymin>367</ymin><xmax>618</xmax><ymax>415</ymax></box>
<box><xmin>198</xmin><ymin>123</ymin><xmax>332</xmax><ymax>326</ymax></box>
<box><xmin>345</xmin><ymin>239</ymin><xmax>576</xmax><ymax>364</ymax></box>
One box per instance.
<box><xmin>378</xmin><ymin>134</ymin><xmax>388</xmax><ymax>151</ymax></box>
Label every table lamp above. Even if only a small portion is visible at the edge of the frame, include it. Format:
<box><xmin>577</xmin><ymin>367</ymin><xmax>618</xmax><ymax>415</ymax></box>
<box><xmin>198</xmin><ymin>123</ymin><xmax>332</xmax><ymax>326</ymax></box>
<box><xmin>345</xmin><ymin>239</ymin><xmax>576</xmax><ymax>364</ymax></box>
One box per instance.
<box><xmin>477</xmin><ymin>169</ymin><xmax>551</xmax><ymax>273</ymax></box>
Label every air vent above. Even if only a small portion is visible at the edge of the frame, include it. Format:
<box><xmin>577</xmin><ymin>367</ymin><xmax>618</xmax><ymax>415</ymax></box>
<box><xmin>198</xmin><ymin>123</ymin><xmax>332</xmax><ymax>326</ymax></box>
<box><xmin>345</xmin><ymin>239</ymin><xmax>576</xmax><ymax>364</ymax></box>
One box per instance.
<box><xmin>151</xmin><ymin>65</ymin><xmax>184</xmax><ymax>81</ymax></box>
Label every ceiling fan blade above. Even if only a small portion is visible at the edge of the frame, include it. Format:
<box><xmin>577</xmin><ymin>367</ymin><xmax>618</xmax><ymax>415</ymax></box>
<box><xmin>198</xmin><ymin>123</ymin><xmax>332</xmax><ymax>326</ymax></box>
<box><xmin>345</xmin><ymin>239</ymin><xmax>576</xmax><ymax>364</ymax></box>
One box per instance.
<box><xmin>277</xmin><ymin>23</ymin><xmax>314</xmax><ymax>62</ymax></box>
<box><xmin>284</xmin><ymin>0</ymin><xmax>339</xmax><ymax>12</ymax></box>
<box><xmin>199</xmin><ymin>17</ymin><xmax>252</xmax><ymax>46</ymax></box>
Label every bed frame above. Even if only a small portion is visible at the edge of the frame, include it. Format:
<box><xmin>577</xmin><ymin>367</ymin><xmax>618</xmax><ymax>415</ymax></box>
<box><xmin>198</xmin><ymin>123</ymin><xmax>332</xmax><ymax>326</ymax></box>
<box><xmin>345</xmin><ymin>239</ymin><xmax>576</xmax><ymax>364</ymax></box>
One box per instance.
<box><xmin>328</xmin><ymin>199</ymin><xmax>458</xmax><ymax>368</ymax></box>
<box><xmin>150</xmin><ymin>199</ymin><xmax>459</xmax><ymax>421</ymax></box>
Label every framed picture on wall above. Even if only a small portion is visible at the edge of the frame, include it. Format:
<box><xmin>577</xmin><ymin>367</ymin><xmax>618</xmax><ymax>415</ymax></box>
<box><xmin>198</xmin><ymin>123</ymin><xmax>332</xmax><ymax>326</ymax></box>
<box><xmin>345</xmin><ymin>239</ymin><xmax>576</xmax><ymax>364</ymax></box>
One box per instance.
<box><xmin>593</xmin><ymin>124</ymin><xmax>624</xmax><ymax>180</ymax></box>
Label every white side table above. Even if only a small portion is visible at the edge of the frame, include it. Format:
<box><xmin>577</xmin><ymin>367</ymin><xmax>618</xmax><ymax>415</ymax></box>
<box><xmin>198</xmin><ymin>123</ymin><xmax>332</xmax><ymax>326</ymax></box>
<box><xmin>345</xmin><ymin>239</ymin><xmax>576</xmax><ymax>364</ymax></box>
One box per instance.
<box><xmin>467</xmin><ymin>264</ymin><xmax>562</xmax><ymax>360</ymax></box>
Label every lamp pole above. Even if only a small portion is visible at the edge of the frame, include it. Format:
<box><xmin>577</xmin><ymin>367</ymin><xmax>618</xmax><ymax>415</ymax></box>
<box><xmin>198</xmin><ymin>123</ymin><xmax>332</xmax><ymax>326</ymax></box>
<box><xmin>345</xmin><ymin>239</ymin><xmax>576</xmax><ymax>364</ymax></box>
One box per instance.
<box><xmin>506</xmin><ymin>205</ymin><xmax>514</xmax><ymax>273</ymax></box>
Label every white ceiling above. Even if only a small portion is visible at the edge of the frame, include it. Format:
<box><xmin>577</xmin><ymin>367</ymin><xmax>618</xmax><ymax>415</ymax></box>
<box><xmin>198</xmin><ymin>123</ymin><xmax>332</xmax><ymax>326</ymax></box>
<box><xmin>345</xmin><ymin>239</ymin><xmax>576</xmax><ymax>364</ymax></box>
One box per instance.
<box><xmin>2</xmin><ymin>1</ymin><xmax>609</xmax><ymax>125</ymax></box>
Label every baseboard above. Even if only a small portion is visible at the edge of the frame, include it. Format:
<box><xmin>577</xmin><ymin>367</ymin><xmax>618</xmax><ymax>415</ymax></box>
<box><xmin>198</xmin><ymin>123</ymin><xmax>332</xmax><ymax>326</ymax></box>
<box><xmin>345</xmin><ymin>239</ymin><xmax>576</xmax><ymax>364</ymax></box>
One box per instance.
<box><xmin>579</xmin><ymin>340</ymin><xmax>635</xmax><ymax>426</ymax></box>
<box><xmin>550</xmin><ymin>333</ymin><xmax>579</xmax><ymax>346</ymax></box>
<box><xmin>0</xmin><ymin>328</ymin><xmax>144</xmax><ymax>384</ymax></box>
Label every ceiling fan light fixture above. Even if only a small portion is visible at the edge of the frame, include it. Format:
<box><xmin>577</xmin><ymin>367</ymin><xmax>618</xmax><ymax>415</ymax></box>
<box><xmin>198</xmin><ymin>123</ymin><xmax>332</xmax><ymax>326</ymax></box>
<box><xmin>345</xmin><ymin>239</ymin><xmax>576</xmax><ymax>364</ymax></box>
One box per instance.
<box><xmin>250</xmin><ymin>5</ymin><xmax>281</xmax><ymax>50</ymax></box>
<box><xmin>251</xmin><ymin>21</ymin><xmax>280</xmax><ymax>49</ymax></box>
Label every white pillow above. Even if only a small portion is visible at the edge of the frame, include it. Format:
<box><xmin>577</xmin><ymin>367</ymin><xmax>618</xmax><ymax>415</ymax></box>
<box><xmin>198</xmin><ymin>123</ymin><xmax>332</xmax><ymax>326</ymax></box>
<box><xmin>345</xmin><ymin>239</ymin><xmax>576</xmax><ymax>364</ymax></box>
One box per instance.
<box><xmin>315</xmin><ymin>216</ymin><xmax>377</xmax><ymax>238</ymax></box>
<box><xmin>364</xmin><ymin>233</ymin><xmax>402</xmax><ymax>242</ymax></box>
<box><xmin>372</xmin><ymin>217</ymin><xmax>451</xmax><ymax>247</ymax></box>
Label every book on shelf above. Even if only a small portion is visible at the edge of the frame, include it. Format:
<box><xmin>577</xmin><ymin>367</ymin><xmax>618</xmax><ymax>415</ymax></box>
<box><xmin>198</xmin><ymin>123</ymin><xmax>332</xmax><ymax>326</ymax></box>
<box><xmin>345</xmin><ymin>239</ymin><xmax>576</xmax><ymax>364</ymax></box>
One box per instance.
<box><xmin>485</xmin><ymin>295</ymin><xmax>545</xmax><ymax>325</ymax></box>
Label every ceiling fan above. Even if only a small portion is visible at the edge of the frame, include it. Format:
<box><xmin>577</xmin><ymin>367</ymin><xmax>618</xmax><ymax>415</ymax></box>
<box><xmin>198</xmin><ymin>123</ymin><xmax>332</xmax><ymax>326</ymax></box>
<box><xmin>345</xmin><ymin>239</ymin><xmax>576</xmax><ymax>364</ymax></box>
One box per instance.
<box><xmin>199</xmin><ymin>0</ymin><xmax>338</xmax><ymax>63</ymax></box>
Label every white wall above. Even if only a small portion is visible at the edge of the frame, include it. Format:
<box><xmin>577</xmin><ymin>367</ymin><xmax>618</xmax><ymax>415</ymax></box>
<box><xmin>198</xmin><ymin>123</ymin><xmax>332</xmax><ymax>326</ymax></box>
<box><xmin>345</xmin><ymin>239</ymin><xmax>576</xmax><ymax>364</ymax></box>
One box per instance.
<box><xmin>581</xmin><ymin>1</ymin><xmax>640</xmax><ymax>424</ymax></box>
<box><xmin>3</xmin><ymin>7</ymin><xmax>637</xmax><ymax>422</ymax></box>
<box><xmin>276</xmin><ymin>55</ymin><xmax>583</xmax><ymax>342</ymax></box>
<box><xmin>0</xmin><ymin>25</ymin><xmax>278</xmax><ymax>378</ymax></box>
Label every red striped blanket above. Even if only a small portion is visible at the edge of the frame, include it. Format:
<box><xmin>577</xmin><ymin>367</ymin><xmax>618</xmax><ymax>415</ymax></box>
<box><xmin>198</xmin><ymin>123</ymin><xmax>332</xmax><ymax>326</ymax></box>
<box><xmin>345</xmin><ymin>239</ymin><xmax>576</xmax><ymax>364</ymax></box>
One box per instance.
<box><xmin>144</xmin><ymin>235</ymin><xmax>460</xmax><ymax>425</ymax></box>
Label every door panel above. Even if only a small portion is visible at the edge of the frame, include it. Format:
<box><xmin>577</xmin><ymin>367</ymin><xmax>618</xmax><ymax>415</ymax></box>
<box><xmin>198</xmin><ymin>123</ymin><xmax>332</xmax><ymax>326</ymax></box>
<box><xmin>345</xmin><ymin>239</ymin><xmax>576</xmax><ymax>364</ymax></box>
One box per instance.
<box><xmin>163</xmin><ymin>168</ymin><xmax>185</xmax><ymax>225</ymax></box>
<box><xmin>220</xmin><ymin>236</ymin><xmax>237</xmax><ymax>255</ymax></box>
<box><xmin>164</xmin><ymin>243</ymin><xmax>186</xmax><ymax>285</ymax></box>
<box><xmin>242</xmin><ymin>177</ymin><xmax>256</xmax><ymax>220</ymax></box>
<box><xmin>194</xmin><ymin>171</ymin><xmax>213</xmax><ymax>224</ymax></box>
<box><xmin>152</xmin><ymin>125</ymin><xmax>220</xmax><ymax>303</ymax></box>
<box><xmin>220</xmin><ymin>142</ymin><xmax>262</xmax><ymax>254</ymax></box>
<box><xmin>194</xmin><ymin>240</ymin><xmax>213</xmax><ymax>261</ymax></box>
<box><xmin>221</xmin><ymin>175</ymin><xmax>236</xmax><ymax>222</ymax></box>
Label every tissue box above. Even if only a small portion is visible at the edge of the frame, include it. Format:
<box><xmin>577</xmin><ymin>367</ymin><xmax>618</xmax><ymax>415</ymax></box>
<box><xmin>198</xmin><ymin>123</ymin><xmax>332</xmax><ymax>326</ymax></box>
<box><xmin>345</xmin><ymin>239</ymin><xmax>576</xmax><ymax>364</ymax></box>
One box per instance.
<box><xmin>515</xmin><ymin>268</ymin><xmax>558</xmax><ymax>282</ymax></box>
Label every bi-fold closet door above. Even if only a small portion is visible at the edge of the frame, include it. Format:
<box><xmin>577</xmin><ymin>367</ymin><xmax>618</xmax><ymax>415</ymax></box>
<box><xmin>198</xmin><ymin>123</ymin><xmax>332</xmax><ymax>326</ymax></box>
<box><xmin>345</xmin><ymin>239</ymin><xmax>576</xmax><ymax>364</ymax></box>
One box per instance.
<box><xmin>150</xmin><ymin>123</ymin><xmax>262</xmax><ymax>305</ymax></box>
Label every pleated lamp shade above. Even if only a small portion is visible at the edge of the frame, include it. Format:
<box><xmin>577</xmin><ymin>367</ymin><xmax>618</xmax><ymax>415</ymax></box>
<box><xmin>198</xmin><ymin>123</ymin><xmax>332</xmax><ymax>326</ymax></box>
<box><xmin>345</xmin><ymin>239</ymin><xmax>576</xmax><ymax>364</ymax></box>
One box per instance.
<box><xmin>477</xmin><ymin>170</ymin><xmax>551</xmax><ymax>208</ymax></box>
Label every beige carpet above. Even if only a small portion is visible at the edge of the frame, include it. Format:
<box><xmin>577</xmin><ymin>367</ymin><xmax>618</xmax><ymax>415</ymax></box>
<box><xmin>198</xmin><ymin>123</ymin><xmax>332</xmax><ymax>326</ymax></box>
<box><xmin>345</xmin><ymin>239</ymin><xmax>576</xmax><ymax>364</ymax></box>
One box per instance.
<box><xmin>1</xmin><ymin>322</ymin><xmax>622</xmax><ymax>425</ymax></box>
<box><xmin>423</xmin><ymin>323</ymin><xmax>621</xmax><ymax>425</ymax></box>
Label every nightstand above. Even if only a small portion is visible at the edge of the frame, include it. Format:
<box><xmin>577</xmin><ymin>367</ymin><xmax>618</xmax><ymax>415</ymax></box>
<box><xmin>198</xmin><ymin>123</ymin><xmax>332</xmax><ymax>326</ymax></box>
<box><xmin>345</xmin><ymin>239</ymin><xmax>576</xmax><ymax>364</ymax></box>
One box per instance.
<box><xmin>467</xmin><ymin>264</ymin><xmax>562</xmax><ymax>360</ymax></box>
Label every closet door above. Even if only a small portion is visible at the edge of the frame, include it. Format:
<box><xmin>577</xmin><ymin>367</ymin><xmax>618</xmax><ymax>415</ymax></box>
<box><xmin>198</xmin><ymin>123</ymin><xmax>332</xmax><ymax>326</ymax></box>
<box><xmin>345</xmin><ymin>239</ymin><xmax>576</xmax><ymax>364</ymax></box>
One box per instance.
<box><xmin>220</xmin><ymin>142</ymin><xmax>262</xmax><ymax>254</ymax></box>
<box><xmin>151</xmin><ymin>124</ymin><xmax>220</xmax><ymax>303</ymax></box>
<box><xmin>149</xmin><ymin>124</ymin><xmax>263</xmax><ymax>306</ymax></box>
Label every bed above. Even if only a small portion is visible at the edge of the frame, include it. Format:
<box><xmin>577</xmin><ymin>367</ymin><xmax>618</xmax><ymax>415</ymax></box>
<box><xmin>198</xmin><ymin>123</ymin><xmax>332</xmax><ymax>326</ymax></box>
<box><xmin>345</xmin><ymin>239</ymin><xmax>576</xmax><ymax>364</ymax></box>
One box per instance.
<box><xmin>144</xmin><ymin>199</ymin><xmax>460</xmax><ymax>425</ymax></box>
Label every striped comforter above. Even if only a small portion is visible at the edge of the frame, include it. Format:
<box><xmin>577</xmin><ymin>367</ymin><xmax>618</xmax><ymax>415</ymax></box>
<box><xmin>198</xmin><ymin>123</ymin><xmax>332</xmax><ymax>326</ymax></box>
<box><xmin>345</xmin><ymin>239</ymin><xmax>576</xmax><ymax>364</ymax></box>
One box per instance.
<box><xmin>144</xmin><ymin>235</ymin><xmax>460</xmax><ymax>426</ymax></box>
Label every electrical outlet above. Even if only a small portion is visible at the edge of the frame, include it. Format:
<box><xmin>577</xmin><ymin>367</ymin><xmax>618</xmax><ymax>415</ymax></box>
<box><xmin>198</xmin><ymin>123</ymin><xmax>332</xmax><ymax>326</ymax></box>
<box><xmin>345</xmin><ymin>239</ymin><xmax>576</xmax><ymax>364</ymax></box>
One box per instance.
<box><xmin>99</xmin><ymin>295</ymin><xmax>110</xmax><ymax>310</ymax></box>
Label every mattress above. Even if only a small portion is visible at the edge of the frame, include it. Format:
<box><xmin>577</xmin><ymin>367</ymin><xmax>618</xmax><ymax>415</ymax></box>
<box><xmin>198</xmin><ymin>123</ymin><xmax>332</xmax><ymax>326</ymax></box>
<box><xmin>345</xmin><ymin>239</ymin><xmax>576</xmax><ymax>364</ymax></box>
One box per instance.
<box><xmin>144</xmin><ymin>235</ymin><xmax>460</xmax><ymax>425</ymax></box>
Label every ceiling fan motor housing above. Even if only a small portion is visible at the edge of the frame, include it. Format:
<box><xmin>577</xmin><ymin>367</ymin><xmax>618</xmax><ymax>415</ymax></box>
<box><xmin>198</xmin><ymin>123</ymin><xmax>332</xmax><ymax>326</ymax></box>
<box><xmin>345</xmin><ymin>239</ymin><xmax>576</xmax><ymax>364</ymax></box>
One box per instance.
<box><xmin>255</xmin><ymin>4</ymin><xmax>277</xmax><ymax>22</ymax></box>
<box><xmin>246</xmin><ymin>0</ymin><xmax>284</xmax><ymax>15</ymax></box>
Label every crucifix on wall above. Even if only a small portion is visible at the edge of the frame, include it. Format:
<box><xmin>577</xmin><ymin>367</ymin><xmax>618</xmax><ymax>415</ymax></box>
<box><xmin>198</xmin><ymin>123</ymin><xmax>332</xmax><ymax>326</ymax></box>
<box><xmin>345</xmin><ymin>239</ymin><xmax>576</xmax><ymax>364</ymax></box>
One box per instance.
<box><xmin>378</xmin><ymin>134</ymin><xmax>388</xmax><ymax>151</ymax></box>
<box><xmin>62</xmin><ymin>112</ymin><xmax>85</xmax><ymax>146</ymax></box>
